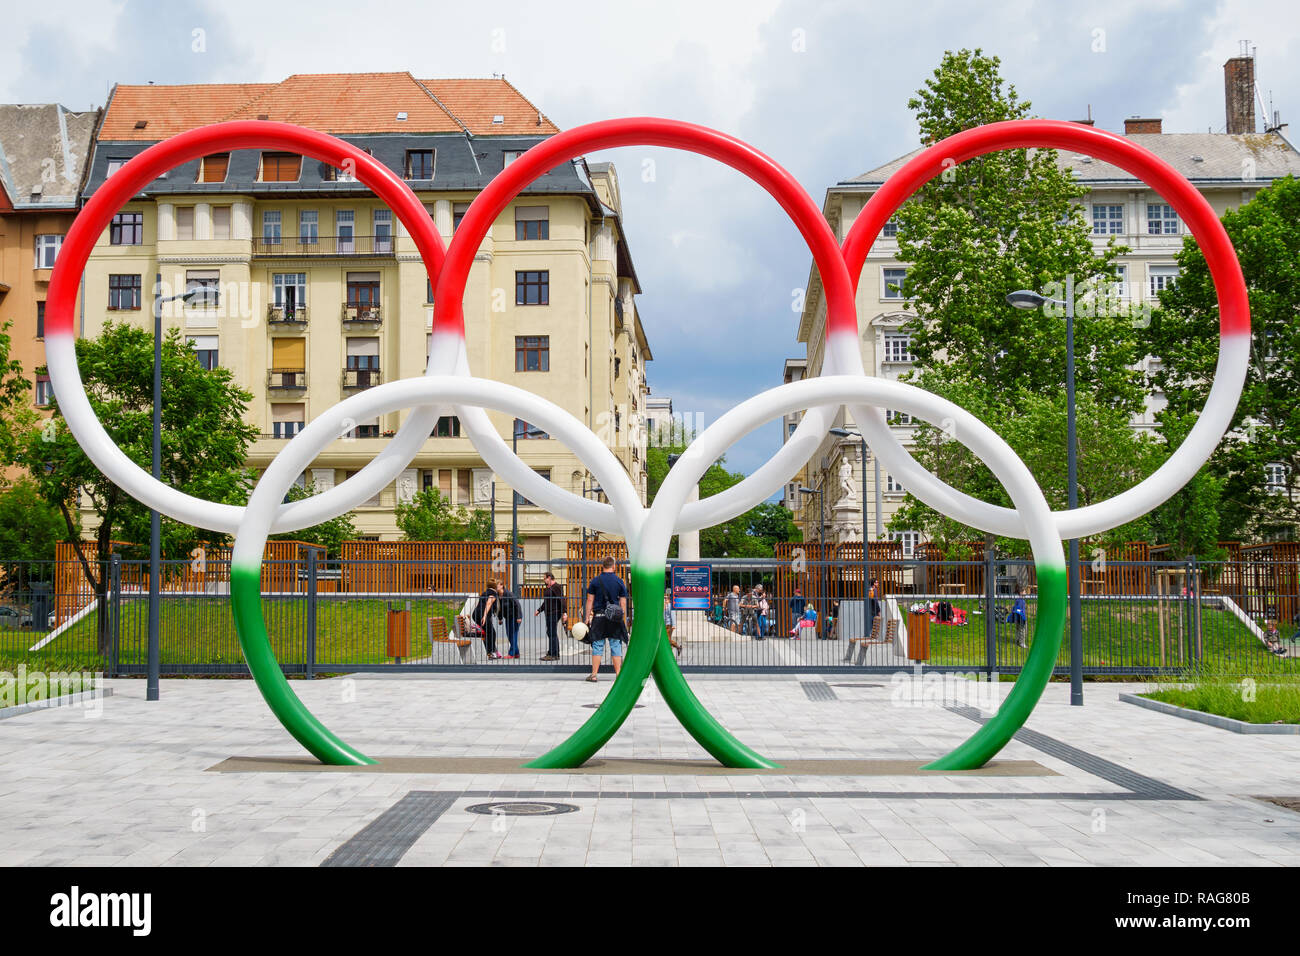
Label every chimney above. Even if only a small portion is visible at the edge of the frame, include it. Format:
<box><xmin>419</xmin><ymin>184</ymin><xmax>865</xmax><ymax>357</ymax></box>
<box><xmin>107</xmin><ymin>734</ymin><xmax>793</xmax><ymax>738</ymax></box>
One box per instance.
<box><xmin>1124</xmin><ymin>117</ymin><xmax>1162</xmax><ymax>135</ymax></box>
<box><xmin>1224</xmin><ymin>54</ymin><xmax>1256</xmax><ymax>134</ymax></box>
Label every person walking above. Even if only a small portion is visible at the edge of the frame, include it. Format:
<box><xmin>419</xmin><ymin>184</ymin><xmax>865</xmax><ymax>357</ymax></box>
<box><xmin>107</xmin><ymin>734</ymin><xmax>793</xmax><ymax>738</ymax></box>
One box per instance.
<box><xmin>585</xmin><ymin>556</ymin><xmax>629</xmax><ymax>682</ymax></box>
<box><xmin>663</xmin><ymin>589</ymin><xmax>680</xmax><ymax>654</ymax></box>
<box><xmin>740</xmin><ymin>587</ymin><xmax>759</xmax><ymax>637</ymax></box>
<box><xmin>473</xmin><ymin>580</ymin><xmax>500</xmax><ymax>658</ymax></box>
<box><xmin>755</xmin><ymin>586</ymin><xmax>769</xmax><ymax>640</ymax></box>
<box><xmin>535</xmin><ymin>572</ymin><xmax>566</xmax><ymax>661</ymax></box>
<box><xmin>1008</xmin><ymin>585</ymin><xmax>1029</xmax><ymax>648</ymax></box>
<box><xmin>725</xmin><ymin>585</ymin><xmax>742</xmax><ymax>633</ymax></box>
<box><xmin>496</xmin><ymin>579</ymin><xmax>524</xmax><ymax>659</ymax></box>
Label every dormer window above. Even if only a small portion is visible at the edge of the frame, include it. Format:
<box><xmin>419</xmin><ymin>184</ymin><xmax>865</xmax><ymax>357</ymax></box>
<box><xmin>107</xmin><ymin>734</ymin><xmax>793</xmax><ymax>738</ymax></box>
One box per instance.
<box><xmin>405</xmin><ymin>149</ymin><xmax>434</xmax><ymax>180</ymax></box>
<box><xmin>260</xmin><ymin>152</ymin><xmax>301</xmax><ymax>182</ymax></box>
<box><xmin>199</xmin><ymin>153</ymin><xmax>229</xmax><ymax>183</ymax></box>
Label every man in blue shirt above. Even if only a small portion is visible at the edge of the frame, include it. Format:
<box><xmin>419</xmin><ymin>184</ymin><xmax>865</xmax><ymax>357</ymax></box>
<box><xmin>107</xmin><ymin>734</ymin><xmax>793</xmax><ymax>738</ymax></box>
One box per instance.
<box><xmin>584</xmin><ymin>556</ymin><xmax>629</xmax><ymax>682</ymax></box>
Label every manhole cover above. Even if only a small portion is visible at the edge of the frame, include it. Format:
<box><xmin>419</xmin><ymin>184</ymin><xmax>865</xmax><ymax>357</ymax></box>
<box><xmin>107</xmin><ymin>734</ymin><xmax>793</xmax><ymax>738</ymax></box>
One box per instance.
<box><xmin>466</xmin><ymin>801</ymin><xmax>579</xmax><ymax>817</ymax></box>
<box><xmin>583</xmin><ymin>703</ymin><xmax>644</xmax><ymax>709</ymax></box>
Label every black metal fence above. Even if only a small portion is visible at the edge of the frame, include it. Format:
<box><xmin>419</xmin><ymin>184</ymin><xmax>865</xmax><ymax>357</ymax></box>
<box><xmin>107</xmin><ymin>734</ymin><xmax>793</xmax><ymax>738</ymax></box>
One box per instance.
<box><xmin>1</xmin><ymin>555</ymin><xmax>1296</xmax><ymax>677</ymax></box>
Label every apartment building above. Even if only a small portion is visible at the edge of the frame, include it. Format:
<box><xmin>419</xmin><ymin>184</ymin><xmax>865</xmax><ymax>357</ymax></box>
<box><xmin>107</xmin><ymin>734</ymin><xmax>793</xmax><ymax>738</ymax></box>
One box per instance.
<box><xmin>78</xmin><ymin>73</ymin><xmax>650</xmax><ymax>559</ymax></box>
<box><xmin>0</xmin><ymin>102</ymin><xmax>100</xmax><ymax>471</ymax></box>
<box><xmin>789</xmin><ymin>55</ymin><xmax>1300</xmax><ymax>555</ymax></box>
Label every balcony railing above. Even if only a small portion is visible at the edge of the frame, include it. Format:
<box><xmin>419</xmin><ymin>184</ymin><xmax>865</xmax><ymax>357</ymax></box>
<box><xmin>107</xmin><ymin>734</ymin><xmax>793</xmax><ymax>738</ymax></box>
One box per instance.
<box><xmin>342</xmin><ymin>367</ymin><xmax>382</xmax><ymax>390</ymax></box>
<box><xmin>251</xmin><ymin>235</ymin><xmax>394</xmax><ymax>257</ymax></box>
<box><xmin>267</xmin><ymin>305</ymin><xmax>309</xmax><ymax>326</ymax></box>
<box><xmin>268</xmin><ymin>369</ymin><xmax>307</xmax><ymax>390</ymax></box>
<box><xmin>342</xmin><ymin>304</ymin><xmax>382</xmax><ymax>324</ymax></box>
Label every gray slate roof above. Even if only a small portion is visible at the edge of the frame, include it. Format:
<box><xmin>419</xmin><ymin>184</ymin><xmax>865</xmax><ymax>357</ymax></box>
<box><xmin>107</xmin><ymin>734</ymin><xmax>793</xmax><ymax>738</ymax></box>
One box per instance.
<box><xmin>842</xmin><ymin>131</ymin><xmax>1300</xmax><ymax>188</ymax></box>
<box><xmin>0</xmin><ymin>104</ymin><xmax>100</xmax><ymax>208</ymax></box>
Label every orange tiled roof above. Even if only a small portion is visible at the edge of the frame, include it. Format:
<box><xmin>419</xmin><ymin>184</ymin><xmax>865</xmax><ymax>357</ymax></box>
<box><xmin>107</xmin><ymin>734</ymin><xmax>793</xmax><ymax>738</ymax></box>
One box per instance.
<box><xmin>99</xmin><ymin>74</ymin><xmax>559</xmax><ymax>141</ymax></box>
<box><xmin>421</xmin><ymin>78</ymin><xmax>560</xmax><ymax>135</ymax></box>
<box><xmin>99</xmin><ymin>83</ymin><xmax>275</xmax><ymax>140</ymax></box>
<box><xmin>222</xmin><ymin>72</ymin><xmax>462</xmax><ymax>133</ymax></box>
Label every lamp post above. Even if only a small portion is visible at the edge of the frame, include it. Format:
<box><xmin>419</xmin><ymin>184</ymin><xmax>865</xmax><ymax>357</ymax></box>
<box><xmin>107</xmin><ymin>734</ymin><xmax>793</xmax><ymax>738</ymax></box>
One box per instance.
<box><xmin>148</xmin><ymin>278</ymin><xmax>201</xmax><ymax>703</ymax></box>
<box><xmin>830</xmin><ymin>427</ymin><xmax>872</xmax><ymax>641</ymax></box>
<box><xmin>580</xmin><ymin>478</ymin><xmax>603</xmax><ymax>594</ymax></box>
<box><xmin>798</xmin><ymin>484</ymin><xmax>826</xmax><ymax>622</ymax></box>
<box><xmin>511</xmin><ymin>421</ymin><xmax>546</xmax><ymax>592</ymax></box>
<box><xmin>1007</xmin><ymin>281</ymin><xmax>1082</xmax><ymax>706</ymax></box>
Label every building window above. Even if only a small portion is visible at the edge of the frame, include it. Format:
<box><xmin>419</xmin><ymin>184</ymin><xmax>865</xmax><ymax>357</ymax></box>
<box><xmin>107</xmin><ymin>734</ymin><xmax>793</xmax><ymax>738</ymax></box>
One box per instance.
<box><xmin>1266</xmin><ymin>463</ymin><xmax>1289</xmax><ymax>494</ymax></box>
<box><xmin>336</xmin><ymin>209</ymin><xmax>354</xmax><ymax>254</ymax></box>
<box><xmin>1106</xmin><ymin>264</ymin><xmax>1129</xmax><ymax>299</ymax></box>
<box><xmin>890</xmin><ymin>530</ymin><xmax>921</xmax><ymax>558</ymax></box>
<box><xmin>212</xmin><ymin>205</ymin><xmax>231</xmax><ymax>240</ymax></box>
<box><xmin>514</xmin><ymin>469</ymin><xmax>552</xmax><ymax>508</ymax></box>
<box><xmin>882</xmin><ymin>217</ymin><xmax>899</xmax><ymax>238</ymax></box>
<box><xmin>883</xmin><ymin>333</ymin><xmax>914</xmax><ymax>364</ymax></box>
<box><xmin>1146</xmin><ymin>202</ymin><xmax>1179</xmax><ymax>235</ymax></box>
<box><xmin>515</xmin><ymin>335</ymin><xmax>550</xmax><ymax>372</ymax></box>
<box><xmin>405</xmin><ymin>149</ymin><xmax>434</xmax><ymax>179</ymax></box>
<box><xmin>346</xmin><ymin>272</ymin><xmax>379</xmax><ymax>312</ymax></box>
<box><xmin>514</xmin><ymin>419</ymin><xmax>549</xmax><ymax>440</ymax></box>
<box><xmin>426</xmin><ymin>277</ymin><xmax>434</xmax><ymax>303</ymax></box>
<box><xmin>374</xmin><ymin>208</ymin><xmax>393</xmax><ymax>254</ymax></box>
<box><xmin>105</xmin><ymin>158</ymin><xmax>129</xmax><ymax>178</ymax></box>
<box><xmin>35</xmin><ymin>375</ymin><xmax>52</xmax><ymax>407</ymax></box>
<box><xmin>271</xmin><ymin>403</ymin><xmax>305</xmax><ymax>438</ymax></box>
<box><xmin>886</xmin><ymin>409</ymin><xmax>913</xmax><ymax>425</ymax></box>
<box><xmin>1149</xmin><ymin>265</ymin><xmax>1179</xmax><ymax>298</ymax></box>
<box><xmin>110</xmin><ymin>212</ymin><xmax>143</xmax><ymax>245</ymax></box>
<box><xmin>882</xmin><ymin>267</ymin><xmax>909</xmax><ymax>299</ymax></box>
<box><xmin>272</xmin><ymin>273</ymin><xmax>307</xmax><ymax>315</ymax></box>
<box><xmin>1091</xmin><ymin>203</ymin><xmax>1124</xmax><ymax>235</ymax></box>
<box><xmin>198</xmin><ymin>154</ymin><xmax>229</xmax><ymax>183</ymax></box>
<box><xmin>34</xmin><ymin>235</ymin><xmax>62</xmax><ymax>269</ymax></box>
<box><xmin>346</xmin><ymin>421</ymin><xmax>380</xmax><ymax>441</ymax></box>
<box><xmin>299</xmin><ymin>210</ymin><xmax>318</xmax><ymax>245</ymax></box>
<box><xmin>188</xmin><ymin>335</ymin><xmax>218</xmax><ymax>370</ymax></box>
<box><xmin>431</xmin><ymin>415</ymin><xmax>461</xmax><ymax>438</ymax></box>
<box><xmin>108</xmin><ymin>274</ymin><xmax>142</xmax><ymax>310</ymax></box>
<box><xmin>174</xmin><ymin>206</ymin><xmax>195</xmax><ymax>241</ymax></box>
<box><xmin>36</xmin><ymin>301</ymin><xmax>45</xmax><ymax>339</ymax></box>
<box><xmin>503</xmin><ymin>150</ymin><xmax>525</xmax><ymax>168</ymax></box>
<box><xmin>259</xmin><ymin>210</ymin><xmax>282</xmax><ymax>246</ymax></box>
<box><xmin>515</xmin><ymin>206</ymin><xmax>549</xmax><ymax>240</ymax></box>
<box><xmin>516</xmin><ymin>270</ymin><xmax>549</xmax><ymax>305</ymax></box>
<box><xmin>185</xmin><ymin>269</ymin><xmax>220</xmax><ymax>308</ymax></box>
<box><xmin>614</xmin><ymin>356</ymin><xmax>621</xmax><ymax>379</ymax></box>
<box><xmin>885</xmin><ymin>473</ymin><xmax>905</xmax><ymax>494</ymax></box>
<box><xmin>452</xmin><ymin>202</ymin><xmax>470</xmax><ymax>230</ymax></box>
<box><xmin>345</xmin><ymin>337</ymin><xmax>380</xmax><ymax>374</ymax></box>
<box><xmin>260</xmin><ymin>152</ymin><xmax>301</xmax><ymax>182</ymax></box>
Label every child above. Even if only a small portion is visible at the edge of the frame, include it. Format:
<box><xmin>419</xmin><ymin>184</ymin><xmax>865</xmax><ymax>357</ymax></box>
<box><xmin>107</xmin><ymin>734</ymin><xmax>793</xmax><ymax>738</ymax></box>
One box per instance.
<box><xmin>663</xmin><ymin>590</ymin><xmax>680</xmax><ymax>654</ymax></box>
<box><xmin>1008</xmin><ymin>586</ymin><xmax>1028</xmax><ymax>648</ymax></box>
<box><xmin>790</xmin><ymin>604</ymin><xmax>817</xmax><ymax>639</ymax></box>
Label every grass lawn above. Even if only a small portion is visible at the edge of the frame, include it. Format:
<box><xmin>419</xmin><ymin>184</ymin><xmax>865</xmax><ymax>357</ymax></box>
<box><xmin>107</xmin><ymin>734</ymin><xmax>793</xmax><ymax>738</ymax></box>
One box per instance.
<box><xmin>15</xmin><ymin>596</ymin><xmax>464</xmax><ymax>669</ymax></box>
<box><xmin>918</xmin><ymin>597</ymin><xmax>1297</xmax><ymax>673</ymax></box>
<box><xmin>1141</xmin><ymin>673</ymin><xmax>1300</xmax><ymax>724</ymax></box>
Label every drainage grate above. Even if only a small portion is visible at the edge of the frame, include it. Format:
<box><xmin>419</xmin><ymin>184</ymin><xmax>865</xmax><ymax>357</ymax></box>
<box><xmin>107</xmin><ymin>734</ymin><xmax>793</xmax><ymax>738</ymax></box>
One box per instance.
<box><xmin>321</xmin><ymin>792</ymin><xmax>457</xmax><ymax>867</ymax></box>
<box><xmin>946</xmin><ymin>705</ymin><xmax>1198</xmax><ymax>800</ymax></box>
<box><xmin>801</xmin><ymin>681</ymin><xmax>838</xmax><ymax>701</ymax></box>
<box><xmin>466</xmin><ymin>801</ymin><xmax>580</xmax><ymax>816</ymax></box>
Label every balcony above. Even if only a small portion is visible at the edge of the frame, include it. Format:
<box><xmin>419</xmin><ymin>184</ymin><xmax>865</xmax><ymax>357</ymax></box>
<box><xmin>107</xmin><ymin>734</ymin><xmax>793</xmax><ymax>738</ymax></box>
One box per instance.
<box><xmin>268</xmin><ymin>368</ymin><xmax>307</xmax><ymax>391</ymax></box>
<box><xmin>342</xmin><ymin>304</ymin><xmax>382</xmax><ymax>326</ymax></box>
<box><xmin>267</xmin><ymin>305</ymin><xmax>309</xmax><ymax>327</ymax></box>
<box><xmin>342</xmin><ymin>367</ymin><xmax>382</xmax><ymax>391</ymax></box>
<box><xmin>251</xmin><ymin>235</ymin><xmax>394</xmax><ymax>257</ymax></box>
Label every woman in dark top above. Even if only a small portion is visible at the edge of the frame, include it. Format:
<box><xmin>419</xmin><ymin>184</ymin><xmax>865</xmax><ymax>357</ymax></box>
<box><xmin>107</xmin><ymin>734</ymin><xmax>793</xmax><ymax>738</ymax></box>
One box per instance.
<box><xmin>534</xmin><ymin>572</ymin><xmax>566</xmax><ymax>660</ymax></box>
<box><xmin>495</xmin><ymin>579</ymin><xmax>524</xmax><ymax>659</ymax></box>
<box><xmin>474</xmin><ymin>582</ymin><xmax>499</xmax><ymax>658</ymax></box>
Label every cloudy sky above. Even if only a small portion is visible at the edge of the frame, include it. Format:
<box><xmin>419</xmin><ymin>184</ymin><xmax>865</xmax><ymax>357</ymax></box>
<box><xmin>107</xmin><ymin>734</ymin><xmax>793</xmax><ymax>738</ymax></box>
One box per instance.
<box><xmin>5</xmin><ymin>0</ymin><xmax>1296</xmax><ymax>478</ymax></box>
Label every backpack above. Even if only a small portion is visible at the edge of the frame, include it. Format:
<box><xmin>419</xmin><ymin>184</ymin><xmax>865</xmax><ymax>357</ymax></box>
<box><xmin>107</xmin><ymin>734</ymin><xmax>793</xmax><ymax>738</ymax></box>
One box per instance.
<box><xmin>937</xmin><ymin>601</ymin><xmax>953</xmax><ymax>623</ymax></box>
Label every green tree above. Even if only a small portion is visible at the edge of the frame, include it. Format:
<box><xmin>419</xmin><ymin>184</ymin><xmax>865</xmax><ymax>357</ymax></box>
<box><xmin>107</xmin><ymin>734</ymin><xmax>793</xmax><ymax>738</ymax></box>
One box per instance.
<box><xmin>1148</xmin><ymin>174</ymin><xmax>1300</xmax><ymax>540</ymax></box>
<box><xmin>17</xmin><ymin>322</ymin><xmax>258</xmax><ymax>652</ymax></box>
<box><xmin>0</xmin><ymin>319</ymin><xmax>38</xmax><ymax>467</ymax></box>
<box><xmin>394</xmin><ymin>487</ymin><xmax>492</xmax><ymax>541</ymax></box>
<box><xmin>885</xmin><ymin>49</ymin><xmax>1147</xmax><ymax>549</ymax></box>
<box><xmin>0</xmin><ymin>479</ymin><xmax>69</xmax><ymax>580</ymax></box>
<box><xmin>646</xmin><ymin>444</ymin><xmax>801</xmax><ymax>557</ymax></box>
<box><xmin>269</xmin><ymin>481</ymin><xmax>358</xmax><ymax>558</ymax></box>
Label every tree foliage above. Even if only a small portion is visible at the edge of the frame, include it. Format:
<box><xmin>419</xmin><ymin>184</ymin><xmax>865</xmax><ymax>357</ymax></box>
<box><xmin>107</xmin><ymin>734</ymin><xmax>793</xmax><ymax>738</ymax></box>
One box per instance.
<box><xmin>269</xmin><ymin>481</ymin><xmax>357</xmax><ymax>558</ymax></box>
<box><xmin>1148</xmin><ymin>174</ymin><xmax>1300</xmax><ymax>541</ymax></box>
<box><xmin>393</xmin><ymin>487</ymin><xmax>493</xmax><ymax>542</ymax></box>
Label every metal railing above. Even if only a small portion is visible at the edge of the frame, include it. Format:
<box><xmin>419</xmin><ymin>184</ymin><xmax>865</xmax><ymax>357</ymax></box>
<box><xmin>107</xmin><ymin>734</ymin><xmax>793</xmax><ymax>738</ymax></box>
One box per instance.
<box><xmin>341</xmin><ymin>305</ymin><xmax>382</xmax><ymax>324</ymax></box>
<box><xmin>252</xmin><ymin>236</ymin><xmax>394</xmax><ymax>257</ymax></box>
<box><xmin>341</xmin><ymin>367</ymin><xmax>382</xmax><ymax>390</ymax></box>
<box><xmin>4</xmin><ymin>554</ymin><xmax>1297</xmax><ymax>677</ymax></box>
<box><xmin>267</xmin><ymin>368</ymin><xmax>307</xmax><ymax>390</ymax></box>
<box><xmin>267</xmin><ymin>305</ymin><xmax>308</xmax><ymax>325</ymax></box>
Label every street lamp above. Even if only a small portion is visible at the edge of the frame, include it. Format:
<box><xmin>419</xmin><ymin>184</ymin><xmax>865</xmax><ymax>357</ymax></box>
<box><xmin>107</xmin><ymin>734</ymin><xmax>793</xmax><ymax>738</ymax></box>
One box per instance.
<box><xmin>147</xmin><ymin>279</ymin><xmax>202</xmax><ymax>703</ymax></box>
<box><xmin>798</xmin><ymin>484</ymin><xmax>826</xmax><ymax>625</ymax></box>
<box><xmin>580</xmin><ymin>478</ymin><xmax>604</xmax><ymax>593</ymax></box>
<box><xmin>1007</xmin><ymin>281</ymin><xmax>1082</xmax><ymax>706</ymax></box>
<box><xmin>830</xmin><ymin>427</ymin><xmax>873</xmax><ymax>642</ymax></box>
<box><xmin>511</xmin><ymin>421</ymin><xmax>547</xmax><ymax>592</ymax></box>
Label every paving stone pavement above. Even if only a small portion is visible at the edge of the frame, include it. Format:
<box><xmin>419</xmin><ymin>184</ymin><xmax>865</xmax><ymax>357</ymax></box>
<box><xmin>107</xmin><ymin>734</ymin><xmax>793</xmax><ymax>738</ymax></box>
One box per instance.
<box><xmin>0</xmin><ymin>674</ymin><xmax>1296</xmax><ymax>866</ymax></box>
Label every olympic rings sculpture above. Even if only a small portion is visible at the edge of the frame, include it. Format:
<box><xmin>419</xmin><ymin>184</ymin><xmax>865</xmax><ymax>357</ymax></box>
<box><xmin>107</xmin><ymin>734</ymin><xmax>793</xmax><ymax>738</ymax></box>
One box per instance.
<box><xmin>45</xmin><ymin>117</ymin><xmax>1249</xmax><ymax>770</ymax></box>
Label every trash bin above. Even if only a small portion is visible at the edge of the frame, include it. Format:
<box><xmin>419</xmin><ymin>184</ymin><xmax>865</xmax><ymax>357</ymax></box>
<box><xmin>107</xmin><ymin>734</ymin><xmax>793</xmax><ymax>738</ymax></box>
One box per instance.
<box><xmin>386</xmin><ymin>603</ymin><xmax>410</xmax><ymax>659</ymax></box>
<box><xmin>31</xmin><ymin>583</ymin><xmax>51</xmax><ymax>631</ymax></box>
<box><xmin>907</xmin><ymin>610</ymin><xmax>931</xmax><ymax>661</ymax></box>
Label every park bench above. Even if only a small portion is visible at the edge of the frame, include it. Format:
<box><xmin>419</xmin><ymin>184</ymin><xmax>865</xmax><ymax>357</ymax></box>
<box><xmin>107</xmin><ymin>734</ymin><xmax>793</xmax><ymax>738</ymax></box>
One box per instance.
<box><xmin>844</xmin><ymin>614</ymin><xmax>899</xmax><ymax>664</ymax></box>
<box><xmin>427</xmin><ymin>614</ymin><xmax>480</xmax><ymax>664</ymax></box>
